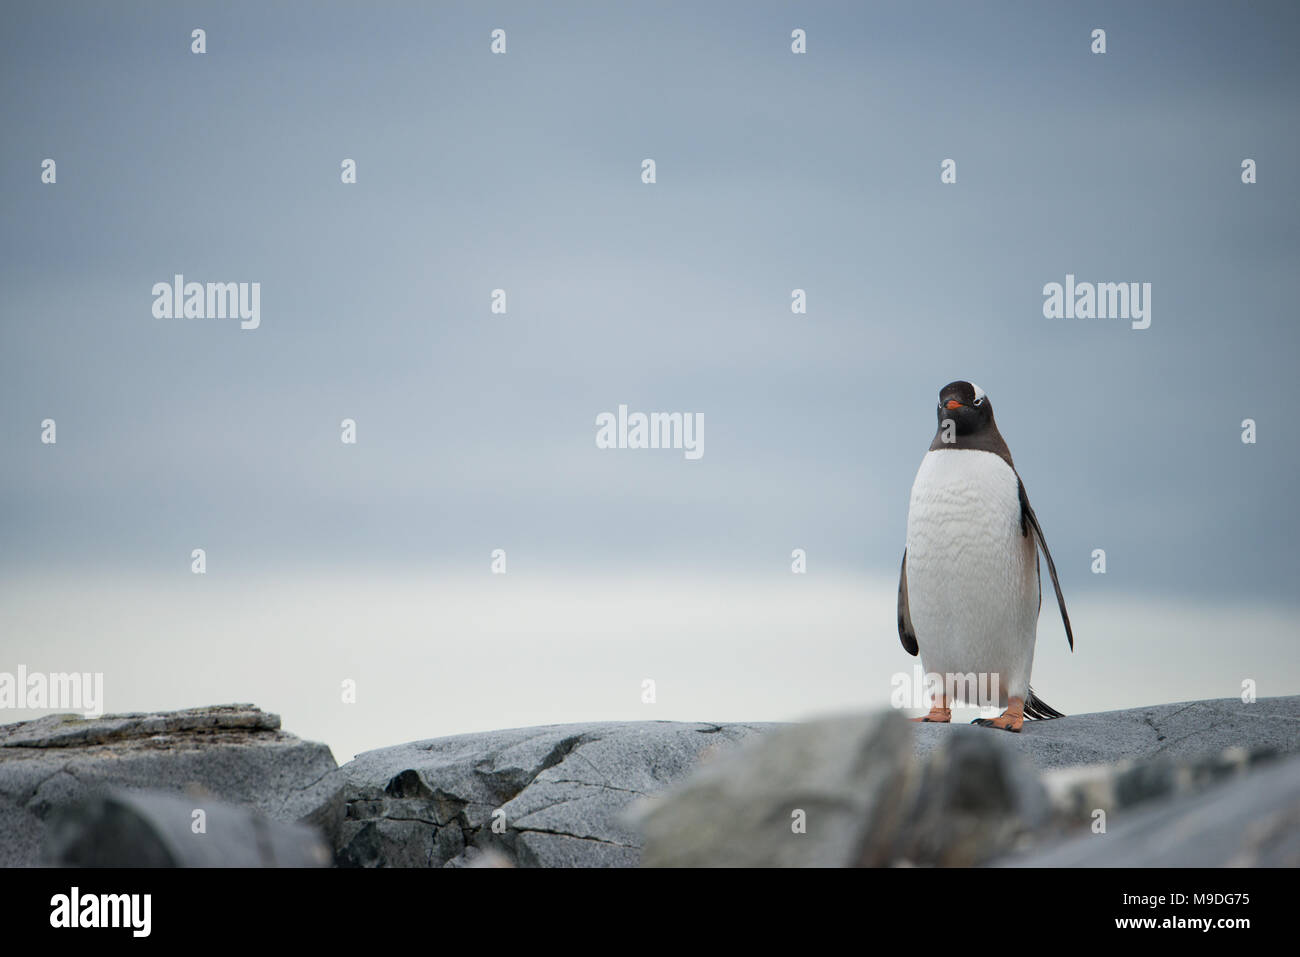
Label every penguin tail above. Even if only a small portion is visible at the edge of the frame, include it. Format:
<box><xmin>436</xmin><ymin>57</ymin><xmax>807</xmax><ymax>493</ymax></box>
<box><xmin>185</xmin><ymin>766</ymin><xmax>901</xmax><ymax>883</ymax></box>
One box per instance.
<box><xmin>1024</xmin><ymin>687</ymin><xmax>1065</xmax><ymax>720</ymax></box>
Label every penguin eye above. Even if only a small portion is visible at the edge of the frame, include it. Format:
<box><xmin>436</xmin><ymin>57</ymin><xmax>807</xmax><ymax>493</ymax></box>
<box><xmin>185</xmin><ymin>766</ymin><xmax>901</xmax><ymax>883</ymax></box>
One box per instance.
<box><xmin>973</xmin><ymin>396</ymin><xmax>984</xmax><ymax>407</ymax></box>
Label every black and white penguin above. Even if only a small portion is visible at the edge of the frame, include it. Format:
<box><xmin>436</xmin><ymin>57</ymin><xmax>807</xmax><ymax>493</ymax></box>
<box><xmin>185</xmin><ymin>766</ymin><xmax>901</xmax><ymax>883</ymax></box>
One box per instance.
<box><xmin>897</xmin><ymin>380</ymin><xmax>1073</xmax><ymax>732</ymax></box>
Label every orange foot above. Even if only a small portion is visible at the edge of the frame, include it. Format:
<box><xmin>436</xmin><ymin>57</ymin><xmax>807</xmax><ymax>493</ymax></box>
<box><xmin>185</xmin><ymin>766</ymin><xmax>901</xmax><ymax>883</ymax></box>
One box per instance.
<box><xmin>910</xmin><ymin>707</ymin><xmax>951</xmax><ymax>723</ymax></box>
<box><xmin>970</xmin><ymin>697</ymin><xmax>1024</xmax><ymax>733</ymax></box>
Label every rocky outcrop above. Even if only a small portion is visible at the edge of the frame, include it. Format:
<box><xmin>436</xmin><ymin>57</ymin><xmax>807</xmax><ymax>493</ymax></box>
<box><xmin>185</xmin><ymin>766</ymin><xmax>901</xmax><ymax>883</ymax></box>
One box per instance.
<box><xmin>637</xmin><ymin>696</ymin><xmax>1299</xmax><ymax>867</ymax></box>
<box><xmin>333</xmin><ymin>721</ymin><xmax>773</xmax><ymax>867</ymax></box>
<box><xmin>2</xmin><ymin>696</ymin><xmax>1296</xmax><ymax>867</ymax></box>
<box><xmin>0</xmin><ymin>705</ymin><xmax>339</xmax><ymax>867</ymax></box>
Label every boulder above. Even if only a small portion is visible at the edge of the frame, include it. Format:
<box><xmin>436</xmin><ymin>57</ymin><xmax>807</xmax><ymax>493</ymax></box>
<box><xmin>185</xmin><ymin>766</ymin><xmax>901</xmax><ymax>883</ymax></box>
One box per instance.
<box><xmin>0</xmin><ymin>704</ymin><xmax>340</xmax><ymax>867</ymax></box>
<box><xmin>45</xmin><ymin>789</ymin><xmax>332</xmax><ymax>867</ymax></box>
<box><xmin>637</xmin><ymin>711</ymin><xmax>1050</xmax><ymax>867</ymax></box>
<box><xmin>333</xmin><ymin>721</ymin><xmax>773</xmax><ymax>867</ymax></box>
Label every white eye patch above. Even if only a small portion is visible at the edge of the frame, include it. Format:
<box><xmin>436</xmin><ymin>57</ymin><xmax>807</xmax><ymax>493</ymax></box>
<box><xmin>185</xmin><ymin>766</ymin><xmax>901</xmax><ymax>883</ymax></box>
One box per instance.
<box><xmin>971</xmin><ymin>383</ymin><xmax>986</xmax><ymax>405</ymax></box>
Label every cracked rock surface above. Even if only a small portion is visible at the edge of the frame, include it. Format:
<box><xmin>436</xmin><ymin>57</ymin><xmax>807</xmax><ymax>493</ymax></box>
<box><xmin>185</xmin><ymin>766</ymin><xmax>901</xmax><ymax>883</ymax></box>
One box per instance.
<box><xmin>911</xmin><ymin>694</ymin><xmax>1300</xmax><ymax>769</ymax></box>
<box><xmin>0</xmin><ymin>705</ymin><xmax>339</xmax><ymax>867</ymax></box>
<box><xmin>334</xmin><ymin>721</ymin><xmax>774</xmax><ymax>867</ymax></box>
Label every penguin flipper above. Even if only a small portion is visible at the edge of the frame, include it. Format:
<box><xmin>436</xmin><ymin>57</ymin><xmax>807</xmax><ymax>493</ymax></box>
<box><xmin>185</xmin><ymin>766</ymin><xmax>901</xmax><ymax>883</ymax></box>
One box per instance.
<box><xmin>897</xmin><ymin>550</ymin><xmax>918</xmax><ymax>656</ymax></box>
<box><xmin>1018</xmin><ymin>480</ymin><xmax>1074</xmax><ymax>651</ymax></box>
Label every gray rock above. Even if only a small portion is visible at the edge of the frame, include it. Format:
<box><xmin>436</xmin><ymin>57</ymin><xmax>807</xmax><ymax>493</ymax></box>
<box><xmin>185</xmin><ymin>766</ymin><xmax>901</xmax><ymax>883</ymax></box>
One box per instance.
<box><xmin>45</xmin><ymin>789</ymin><xmax>332</xmax><ymax>867</ymax></box>
<box><xmin>637</xmin><ymin>697</ymin><xmax>1299</xmax><ymax>867</ymax></box>
<box><xmin>1040</xmin><ymin>745</ymin><xmax>1281</xmax><ymax>829</ymax></box>
<box><xmin>638</xmin><ymin>711</ymin><xmax>1049</xmax><ymax>867</ymax></box>
<box><xmin>334</xmin><ymin>721</ymin><xmax>773</xmax><ymax>867</ymax></box>
<box><xmin>638</xmin><ymin>712</ymin><xmax>910</xmax><ymax>867</ymax></box>
<box><xmin>995</xmin><ymin>750</ymin><xmax>1300</xmax><ymax>867</ymax></box>
<box><xmin>912</xmin><ymin>695</ymin><xmax>1300</xmax><ymax>770</ymax></box>
<box><xmin>288</xmin><ymin>695</ymin><xmax>1300</xmax><ymax>867</ymax></box>
<box><xmin>4</xmin><ymin>696</ymin><xmax>1295</xmax><ymax>868</ymax></box>
<box><xmin>882</xmin><ymin>723</ymin><xmax>1051</xmax><ymax>866</ymax></box>
<box><xmin>0</xmin><ymin>704</ymin><xmax>340</xmax><ymax>867</ymax></box>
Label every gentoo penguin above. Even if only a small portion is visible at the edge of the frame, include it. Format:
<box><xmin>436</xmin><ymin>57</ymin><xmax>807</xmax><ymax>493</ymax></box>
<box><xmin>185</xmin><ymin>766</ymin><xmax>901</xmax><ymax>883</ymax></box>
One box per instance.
<box><xmin>897</xmin><ymin>380</ymin><xmax>1073</xmax><ymax>732</ymax></box>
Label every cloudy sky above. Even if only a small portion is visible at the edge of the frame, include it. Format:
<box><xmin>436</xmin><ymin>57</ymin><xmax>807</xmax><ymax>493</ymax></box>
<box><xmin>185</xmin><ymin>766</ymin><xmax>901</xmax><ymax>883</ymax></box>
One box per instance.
<box><xmin>2</xmin><ymin>1</ymin><xmax>1297</xmax><ymax>762</ymax></box>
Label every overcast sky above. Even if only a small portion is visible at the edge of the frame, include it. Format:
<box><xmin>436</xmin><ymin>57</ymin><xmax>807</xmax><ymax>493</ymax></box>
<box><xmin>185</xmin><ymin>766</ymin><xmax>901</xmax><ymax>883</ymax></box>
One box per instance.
<box><xmin>2</xmin><ymin>2</ymin><xmax>1297</xmax><ymax>762</ymax></box>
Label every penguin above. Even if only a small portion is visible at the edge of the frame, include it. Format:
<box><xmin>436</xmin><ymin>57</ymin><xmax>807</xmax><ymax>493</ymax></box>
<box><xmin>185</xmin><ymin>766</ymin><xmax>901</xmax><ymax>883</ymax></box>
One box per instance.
<box><xmin>896</xmin><ymin>380</ymin><xmax>1073</xmax><ymax>732</ymax></box>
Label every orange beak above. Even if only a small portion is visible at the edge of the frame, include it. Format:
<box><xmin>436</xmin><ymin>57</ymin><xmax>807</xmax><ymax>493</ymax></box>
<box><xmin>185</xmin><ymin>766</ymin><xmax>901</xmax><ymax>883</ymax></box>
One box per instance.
<box><xmin>944</xmin><ymin>399</ymin><xmax>963</xmax><ymax>410</ymax></box>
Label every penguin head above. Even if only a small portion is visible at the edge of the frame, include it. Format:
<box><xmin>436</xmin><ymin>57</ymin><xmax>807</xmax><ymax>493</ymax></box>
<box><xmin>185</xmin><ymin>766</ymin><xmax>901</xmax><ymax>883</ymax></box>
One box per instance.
<box><xmin>936</xmin><ymin>380</ymin><xmax>993</xmax><ymax>435</ymax></box>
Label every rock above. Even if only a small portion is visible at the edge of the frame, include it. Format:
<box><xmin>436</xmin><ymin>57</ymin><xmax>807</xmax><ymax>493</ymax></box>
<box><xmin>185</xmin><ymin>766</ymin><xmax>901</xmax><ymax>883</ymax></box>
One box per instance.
<box><xmin>44</xmin><ymin>789</ymin><xmax>332</xmax><ymax>867</ymax></box>
<box><xmin>333</xmin><ymin>721</ymin><xmax>773</xmax><ymax>867</ymax></box>
<box><xmin>994</xmin><ymin>750</ymin><xmax>1300</xmax><ymax>867</ymax></box>
<box><xmin>881</xmin><ymin>722</ymin><xmax>1051</xmax><ymax>866</ymax></box>
<box><xmin>911</xmin><ymin>695</ymin><xmax>1300</xmax><ymax>770</ymax></box>
<box><xmin>1040</xmin><ymin>745</ymin><xmax>1281</xmax><ymax>829</ymax></box>
<box><xmin>637</xmin><ymin>711</ymin><xmax>1049</xmax><ymax>867</ymax></box>
<box><xmin>447</xmin><ymin>846</ymin><xmax>514</xmax><ymax>868</ymax></box>
<box><xmin>0</xmin><ymin>705</ymin><xmax>340</xmax><ymax>867</ymax></box>
<box><xmin>637</xmin><ymin>713</ymin><xmax>910</xmax><ymax>867</ymax></box>
<box><xmin>3</xmin><ymin>696</ymin><xmax>1295</xmax><ymax>868</ymax></box>
<box><xmin>638</xmin><ymin>697</ymin><xmax>1299</xmax><ymax>867</ymax></box>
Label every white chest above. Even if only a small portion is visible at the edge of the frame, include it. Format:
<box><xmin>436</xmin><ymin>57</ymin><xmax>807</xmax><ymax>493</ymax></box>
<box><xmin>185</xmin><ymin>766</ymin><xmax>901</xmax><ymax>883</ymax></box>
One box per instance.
<box><xmin>906</xmin><ymin>449</ymin><xmax>1023</xmax><ymax>555</ymax></box>
<box><xmin>903</xmin><ymin>449</ymin><xmax>1039</xmax><ymax>695</ymax></box>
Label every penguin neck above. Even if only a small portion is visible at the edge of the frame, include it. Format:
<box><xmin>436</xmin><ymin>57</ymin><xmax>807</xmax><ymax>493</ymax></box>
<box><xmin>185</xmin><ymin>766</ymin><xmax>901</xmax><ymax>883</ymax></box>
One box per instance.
<box><xmin>928</xmin><ymin>421</ymin><xmax>1015</xmax><ymax>469</ymax></box>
